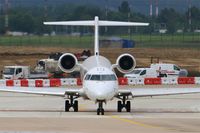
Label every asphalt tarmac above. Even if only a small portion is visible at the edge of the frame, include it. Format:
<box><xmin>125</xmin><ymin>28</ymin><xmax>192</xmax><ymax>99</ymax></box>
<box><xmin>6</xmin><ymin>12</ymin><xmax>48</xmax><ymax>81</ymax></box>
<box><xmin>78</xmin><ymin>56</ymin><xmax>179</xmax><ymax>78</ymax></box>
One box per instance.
<box><xmin>0</xmin><ymin>86</ymin><xmax>200</xmax><ymax>133</ymax></box>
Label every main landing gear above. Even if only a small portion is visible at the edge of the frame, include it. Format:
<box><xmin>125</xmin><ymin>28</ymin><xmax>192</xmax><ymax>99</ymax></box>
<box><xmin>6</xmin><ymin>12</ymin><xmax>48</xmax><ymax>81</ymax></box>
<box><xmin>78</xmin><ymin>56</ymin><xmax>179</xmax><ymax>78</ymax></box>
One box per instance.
<box><xmin>117</xmin><ymin>95</ymin><xmax>131</xmax><ymax>112</ymax></box>
<box><xmin>65</xmin><ymin>95</ymin><xmax>79</xmax><ymax>112</ymax></box>
<box><xmin>97</xmin><ymin>101</ymin><xmax>104</xmax><ymax>115</ymax></box>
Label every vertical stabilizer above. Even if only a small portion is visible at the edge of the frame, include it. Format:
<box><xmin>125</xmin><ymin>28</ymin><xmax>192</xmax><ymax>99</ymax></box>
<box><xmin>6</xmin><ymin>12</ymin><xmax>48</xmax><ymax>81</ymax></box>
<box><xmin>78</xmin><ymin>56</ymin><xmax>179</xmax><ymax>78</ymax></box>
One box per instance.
<box><xmin>94</xmin><ymin>17</ymin><xmax>100</xmax><ymax>65</ymax></box>
<box><xmin>94</xmin><ymin>16</ymin><xmax>99</xmax><ymax>56</ymax></box>
<box><xmin>44</xmin><ymin>17</ymin><xmax>149</xmax><ymax>65</ymax></box>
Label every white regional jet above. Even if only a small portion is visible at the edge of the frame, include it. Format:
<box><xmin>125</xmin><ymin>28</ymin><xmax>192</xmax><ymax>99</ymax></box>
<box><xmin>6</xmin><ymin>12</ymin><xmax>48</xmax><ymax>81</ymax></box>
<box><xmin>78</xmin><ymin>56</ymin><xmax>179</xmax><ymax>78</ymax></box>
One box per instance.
<box><xmin>1</xmin><ymin>16</ymin><xmax>200</xmax><ymax>115</ymax></box>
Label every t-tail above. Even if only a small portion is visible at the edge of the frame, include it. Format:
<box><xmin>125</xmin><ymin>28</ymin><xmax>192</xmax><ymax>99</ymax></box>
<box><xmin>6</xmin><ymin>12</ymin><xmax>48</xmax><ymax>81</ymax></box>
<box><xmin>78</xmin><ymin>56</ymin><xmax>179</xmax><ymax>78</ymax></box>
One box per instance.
<box><xmin>44</xmin><ymin>16</ymin><xmax>149</xmax><ymax>65</ymax></box>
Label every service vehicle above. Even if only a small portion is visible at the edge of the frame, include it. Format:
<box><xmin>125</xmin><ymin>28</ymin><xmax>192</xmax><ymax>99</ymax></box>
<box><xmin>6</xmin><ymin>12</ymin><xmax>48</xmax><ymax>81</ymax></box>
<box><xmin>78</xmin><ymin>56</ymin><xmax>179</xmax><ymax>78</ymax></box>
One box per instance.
<box><xmin>35</xmin><ymin>51</ymin><xmax>90</xmax><ymax>78</ymax></box>
<box><xmin>124</xmin><ymin>63</ymin><xmax>188</xmax><ymax>78</ymax></box>
<box><xmin>124</xmin><ymin>68</ymin><xmax>158</xmax><ymax>78</ymax></box>
<box><xmin>150</xmin><ymin>63</ymin><xmax>188</xmax><ymax>77</ymax></box>
<box><xmin>35</xmin><ymin>58</ymin><xmax>62</xmax><ymax>75</ymax></box>
<box><xmin>2</xmin><ymin>66</ymin><xmax>49</xmax><ymax>79</ymax></box>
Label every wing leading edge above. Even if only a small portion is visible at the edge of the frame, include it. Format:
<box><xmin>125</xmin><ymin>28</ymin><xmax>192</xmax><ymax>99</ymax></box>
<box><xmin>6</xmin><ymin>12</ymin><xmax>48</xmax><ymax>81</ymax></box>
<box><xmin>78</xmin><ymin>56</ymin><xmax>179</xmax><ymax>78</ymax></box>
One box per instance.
<box><xmin>0</xmin><ymin>86</ymin><xmax>83</xmax><ymax>97</ymax></box>
<box><xmin>1</xmin><ymin>87</ymin><xmax>200</xmax><ymax>98</ymax></box>
<box><xmin>118</xmin><ymin>87</ymin><xmax>200</xmax><ymax>97</ymax></box>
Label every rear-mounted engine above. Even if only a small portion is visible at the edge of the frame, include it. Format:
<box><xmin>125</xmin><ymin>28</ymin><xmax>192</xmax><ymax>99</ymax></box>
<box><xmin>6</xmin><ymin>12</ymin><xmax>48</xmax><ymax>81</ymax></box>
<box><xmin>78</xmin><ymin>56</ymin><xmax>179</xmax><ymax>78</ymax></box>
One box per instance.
<box><xmin>58</xmin><ymin>53</ymin><xmax>78</xmax><ymax>73</ymax></box>
<box><xmin>116</xmin><ymin>54</ymin><xmax>136</xmax><ymax>73</ymax></box>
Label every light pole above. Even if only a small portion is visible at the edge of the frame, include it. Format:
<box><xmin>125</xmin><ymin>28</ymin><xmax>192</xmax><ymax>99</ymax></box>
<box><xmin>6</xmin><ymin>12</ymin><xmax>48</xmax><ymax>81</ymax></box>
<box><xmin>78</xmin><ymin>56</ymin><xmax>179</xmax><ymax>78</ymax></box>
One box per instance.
<box><xmin>128</xmin><ymin>4</ymin><xmax>132</xmax><ymax>35</ymax></box>
<box><xmin>105</xmin><ymin>0</ymin><xmax>108</xmax><ymax>33</ymax></box>
<box><xmin>188</xmin><ymin>0</ymin><xmax>192</xmax><ymax>32</ymax></box>
<box><xmin>4</xmin><ymin>0</ymin><xmax>9</xmax><ymax>34</ymax></box>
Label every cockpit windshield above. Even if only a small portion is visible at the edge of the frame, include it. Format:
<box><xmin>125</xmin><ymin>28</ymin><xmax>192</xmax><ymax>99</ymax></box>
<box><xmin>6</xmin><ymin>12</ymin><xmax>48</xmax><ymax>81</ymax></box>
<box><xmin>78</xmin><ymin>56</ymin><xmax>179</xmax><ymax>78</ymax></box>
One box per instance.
<box><xmin>85</xmin><ymin>74</ymin><xmax>117</xmax><ymax>81</ymax></box>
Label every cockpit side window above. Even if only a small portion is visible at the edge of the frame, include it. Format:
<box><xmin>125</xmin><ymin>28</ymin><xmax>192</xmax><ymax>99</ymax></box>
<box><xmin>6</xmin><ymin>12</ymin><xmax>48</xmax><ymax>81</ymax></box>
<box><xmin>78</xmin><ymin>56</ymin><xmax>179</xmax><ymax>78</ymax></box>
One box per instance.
<box><xmin>85</xmin><ymin>74</ymin><xmax>91</xmax><ymax>80</ymax></box>
<box><xmin>111</xmin><ymin>75</ymin><xmax>117</xmax><ymax>80</ymax></box>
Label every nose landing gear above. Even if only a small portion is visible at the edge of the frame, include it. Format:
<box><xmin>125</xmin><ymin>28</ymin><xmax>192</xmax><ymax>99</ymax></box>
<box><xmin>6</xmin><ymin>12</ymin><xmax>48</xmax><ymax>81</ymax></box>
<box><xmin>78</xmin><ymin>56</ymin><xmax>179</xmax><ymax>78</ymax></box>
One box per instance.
<box><xmin>97</xmin><ymin>101</ymin><xmax>104</xmax><ymax>115</ymax></box>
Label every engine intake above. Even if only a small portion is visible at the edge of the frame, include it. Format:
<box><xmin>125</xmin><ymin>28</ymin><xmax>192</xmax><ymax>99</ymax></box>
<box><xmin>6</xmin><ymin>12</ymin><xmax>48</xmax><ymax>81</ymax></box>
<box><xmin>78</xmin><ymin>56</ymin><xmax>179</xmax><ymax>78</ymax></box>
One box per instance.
<box><xmin>58</xmin><ymin>53</ymin><xmax>78</xmax><ymax>73</ymax></box>
<box><xmin>116</xmin><ymin>54</ymin><xmax>136</xmax><ymax>73</ymax></box>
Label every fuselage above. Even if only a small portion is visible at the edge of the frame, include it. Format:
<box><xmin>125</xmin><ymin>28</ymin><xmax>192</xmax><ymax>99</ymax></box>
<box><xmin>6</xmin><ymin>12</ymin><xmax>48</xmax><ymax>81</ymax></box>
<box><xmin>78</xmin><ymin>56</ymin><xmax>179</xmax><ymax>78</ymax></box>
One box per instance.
<box><xmin>81</xmin><ymin>56</ymin><xmax>118</xmax><ymax>102</ymax></box>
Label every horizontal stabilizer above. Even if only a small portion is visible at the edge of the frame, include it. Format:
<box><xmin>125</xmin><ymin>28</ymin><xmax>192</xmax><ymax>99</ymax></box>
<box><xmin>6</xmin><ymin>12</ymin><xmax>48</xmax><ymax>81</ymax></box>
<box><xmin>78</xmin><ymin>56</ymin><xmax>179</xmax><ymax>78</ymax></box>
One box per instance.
<box><xmin>44</xmin><ymin>16</ymin><xmax>149</xmax><ymax>58</ymax></box>
<box><xmin>44</xmin><ymin>21</ymin><xmax>94</xmax><ymax>26</ymax></box>
<box><xmin>44</xmin><ymin>21</ymin><xmax>149</xmax><ymax>27</ymax></box>
<box><xmin>99</xmin><ymin>21</ymin><xmax>149</xmax><ymax>26</ymax></box>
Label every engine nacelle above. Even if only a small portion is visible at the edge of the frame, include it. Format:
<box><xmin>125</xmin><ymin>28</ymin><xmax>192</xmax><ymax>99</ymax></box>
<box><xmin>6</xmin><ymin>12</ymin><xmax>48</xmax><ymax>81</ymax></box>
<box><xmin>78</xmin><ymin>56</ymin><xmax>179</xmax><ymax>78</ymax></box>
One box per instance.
<box><xmin>116</xmin><ymin>54</ymin><xmax>136</xmax><ymax>73</ymax></box>
<box><xmin>58</xmin><ymin>53</ymin><xmax>78</xmax><ymax>73</ymax></box>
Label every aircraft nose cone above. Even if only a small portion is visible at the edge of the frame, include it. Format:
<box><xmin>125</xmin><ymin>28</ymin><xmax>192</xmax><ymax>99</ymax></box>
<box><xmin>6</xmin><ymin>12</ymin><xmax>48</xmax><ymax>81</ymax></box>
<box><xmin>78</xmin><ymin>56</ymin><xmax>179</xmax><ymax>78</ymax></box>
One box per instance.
<box><xmin>94</xmin><ymin>89</ymin><xmax>107</xmax><ymax>100</ymax></box>
<box><xmin>85</xmin><ymin>81</ymin><xmax>117</xmax><ymax>101</ymax></box>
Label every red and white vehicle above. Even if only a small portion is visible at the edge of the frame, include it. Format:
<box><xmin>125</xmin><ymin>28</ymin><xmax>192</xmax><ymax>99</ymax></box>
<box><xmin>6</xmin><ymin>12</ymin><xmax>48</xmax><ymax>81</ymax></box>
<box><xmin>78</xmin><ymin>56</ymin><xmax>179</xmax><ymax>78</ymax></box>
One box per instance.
<box><xmin>124</xmin><ymin>63</ymin><xmax>188</xmax><ymax>79</ymax></box>
<box><xmin>150</xmin><ymin>63</ymin><xmax>188</xmax><ymax>77</ymax></box>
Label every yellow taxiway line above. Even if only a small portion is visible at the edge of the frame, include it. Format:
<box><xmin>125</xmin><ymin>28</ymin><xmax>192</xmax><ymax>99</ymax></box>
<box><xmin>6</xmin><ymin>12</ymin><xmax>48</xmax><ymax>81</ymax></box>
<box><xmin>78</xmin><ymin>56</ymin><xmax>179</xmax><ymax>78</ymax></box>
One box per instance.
<box><xmin>111</xmin><ymin>115</ymin><xmax>159</xmax><ymax>129</ymax></box>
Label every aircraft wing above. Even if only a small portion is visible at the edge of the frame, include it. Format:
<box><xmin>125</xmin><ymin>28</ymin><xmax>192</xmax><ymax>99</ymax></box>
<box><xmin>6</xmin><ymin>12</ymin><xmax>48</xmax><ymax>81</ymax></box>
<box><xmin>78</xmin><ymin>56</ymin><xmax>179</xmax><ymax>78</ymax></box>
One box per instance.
<box><xmin>117</xmin><ymin>87</ymin><xmax>200</xmax><ymax>97</ymax></box>
<box><xmin>0</xmin><ymin>86</ymin><xmax>83</xmax><ymax>97</ymax></box>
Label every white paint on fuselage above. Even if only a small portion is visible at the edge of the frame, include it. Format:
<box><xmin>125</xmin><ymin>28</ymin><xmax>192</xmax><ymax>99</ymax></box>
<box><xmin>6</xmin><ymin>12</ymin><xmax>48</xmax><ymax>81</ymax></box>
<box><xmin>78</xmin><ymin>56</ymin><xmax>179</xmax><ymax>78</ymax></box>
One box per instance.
<box><xmin>83</xmin><ymin>67</ymin><xmax>118</xmax><ymax>102</ymax></box>
<box><xmin>80</xmin><ymin>55</ymin><xmax>112</xmax><ymax>78</ymax></box>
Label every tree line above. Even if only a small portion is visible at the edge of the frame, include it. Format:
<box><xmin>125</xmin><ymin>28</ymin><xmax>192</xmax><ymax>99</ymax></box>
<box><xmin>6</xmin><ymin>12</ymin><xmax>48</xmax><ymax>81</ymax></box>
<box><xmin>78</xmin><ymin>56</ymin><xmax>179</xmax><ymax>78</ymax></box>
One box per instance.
<box><xmin>0</xmin><ymin>1</ymin><xmax>200</xmax><ymax>35</ymax></box>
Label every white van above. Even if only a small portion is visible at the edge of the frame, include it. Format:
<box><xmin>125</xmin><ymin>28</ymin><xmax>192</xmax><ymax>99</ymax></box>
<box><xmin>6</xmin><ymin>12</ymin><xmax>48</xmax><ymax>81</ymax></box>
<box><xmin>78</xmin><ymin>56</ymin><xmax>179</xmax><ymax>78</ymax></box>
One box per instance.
<box><xmin>150</xmin><ymin>63</ymin><xmax>188</xmax><ymax>77</ymax></box>
<box><xmin>124</xmin><ymin>68</ymin><xmax>158</xmax><ymax>78</ymax></box>
<box><xmin>124</xmin><ymin>63</ymin><xmax>188</xmax><ymax>78</ymax></box>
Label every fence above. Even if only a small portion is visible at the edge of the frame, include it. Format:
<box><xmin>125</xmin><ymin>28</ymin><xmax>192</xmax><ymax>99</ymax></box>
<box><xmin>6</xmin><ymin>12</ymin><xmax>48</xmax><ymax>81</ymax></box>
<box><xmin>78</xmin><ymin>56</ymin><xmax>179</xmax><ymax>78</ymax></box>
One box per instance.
<box><xmin>0</xmin><ymin>33</ymin><xmax>199</xmax><ymax>48</ymax></box>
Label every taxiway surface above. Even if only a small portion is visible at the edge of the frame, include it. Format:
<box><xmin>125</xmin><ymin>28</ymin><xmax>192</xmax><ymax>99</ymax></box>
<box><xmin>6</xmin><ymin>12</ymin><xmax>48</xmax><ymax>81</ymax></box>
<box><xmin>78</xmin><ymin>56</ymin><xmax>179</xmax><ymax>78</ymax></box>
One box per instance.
<box><xmin>0</xmin><ymin>86</ymin><xmax>200</xmax><ymax>133</ymax></box>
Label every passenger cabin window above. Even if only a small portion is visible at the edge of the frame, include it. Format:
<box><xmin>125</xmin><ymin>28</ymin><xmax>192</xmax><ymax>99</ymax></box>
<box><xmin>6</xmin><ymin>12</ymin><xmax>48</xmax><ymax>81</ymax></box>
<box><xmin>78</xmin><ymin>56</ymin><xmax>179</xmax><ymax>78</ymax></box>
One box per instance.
<box><xmin>174</xmin><ymin>65</ymin><xmax>180</xmax><ymax>71</ymax></box>
<box><xmin>88</xmin><ymin>74</ymin><xmax>117</xmax><ymax>81</ymax></box>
